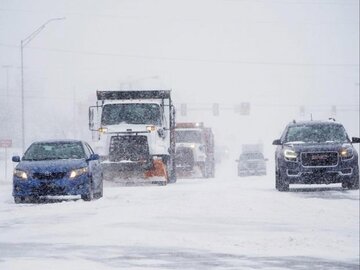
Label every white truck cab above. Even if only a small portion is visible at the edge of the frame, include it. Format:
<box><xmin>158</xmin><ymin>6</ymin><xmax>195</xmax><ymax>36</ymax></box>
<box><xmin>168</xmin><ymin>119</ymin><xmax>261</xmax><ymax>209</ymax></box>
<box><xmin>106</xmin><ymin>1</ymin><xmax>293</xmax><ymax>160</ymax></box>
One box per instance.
<box><xmin>89</xmin><ymin>90</ymin><xmax>176</xmax><ymax>184</ymax></box>
<box><xmin>175</xmin><ymin>122</ymin><xmax>215</xmax><ymax>178</ymax></box>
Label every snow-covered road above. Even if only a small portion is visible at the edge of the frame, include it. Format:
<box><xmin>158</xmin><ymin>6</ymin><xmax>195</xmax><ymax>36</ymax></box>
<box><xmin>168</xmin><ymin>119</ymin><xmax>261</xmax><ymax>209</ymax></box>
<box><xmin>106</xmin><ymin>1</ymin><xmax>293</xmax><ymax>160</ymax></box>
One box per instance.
<box><xmin>0</xmin><ymin>162</ymin><xmax>359</xmax><ymax>269</ymax></box>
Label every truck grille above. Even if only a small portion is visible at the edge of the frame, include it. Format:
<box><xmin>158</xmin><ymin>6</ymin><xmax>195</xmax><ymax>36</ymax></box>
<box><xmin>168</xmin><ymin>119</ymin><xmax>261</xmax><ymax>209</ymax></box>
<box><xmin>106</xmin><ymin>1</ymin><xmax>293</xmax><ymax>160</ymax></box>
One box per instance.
<box><xmin>32</xmin><ymin>172</ymin><xmax>67</xmax><ymax>180</ymax></box>
<box><xmin>175</xmin><ymin>147</ymin><xmax>194</xmax><ymax>167</ymax></box>
<box><xmin>301</xmin><ymin>152</ymin><xmax>338</xmax><ymax>167</ymax></box>
<box><xmin>109</xmin><ymin>135</ymin><xmax>150</xmax><ymax>162</ymax></box>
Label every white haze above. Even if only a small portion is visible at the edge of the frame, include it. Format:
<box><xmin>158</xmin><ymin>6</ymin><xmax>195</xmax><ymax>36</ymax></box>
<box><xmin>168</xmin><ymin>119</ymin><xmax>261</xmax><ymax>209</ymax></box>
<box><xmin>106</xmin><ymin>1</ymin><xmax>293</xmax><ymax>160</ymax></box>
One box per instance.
<box><xmin>0</xmin><ymin>0</ymin><xmax>359</xmax><ymax>158</ymax></box>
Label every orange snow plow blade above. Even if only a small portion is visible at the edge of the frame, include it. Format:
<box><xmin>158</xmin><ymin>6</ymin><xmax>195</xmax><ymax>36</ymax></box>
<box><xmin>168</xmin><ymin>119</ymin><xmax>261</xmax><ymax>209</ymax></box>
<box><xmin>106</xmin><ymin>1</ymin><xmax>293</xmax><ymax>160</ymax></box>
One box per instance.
<box><xmin>144</xmin><ymin>160</ymin><xmax>168</xmax><ymax>181</ymax></box>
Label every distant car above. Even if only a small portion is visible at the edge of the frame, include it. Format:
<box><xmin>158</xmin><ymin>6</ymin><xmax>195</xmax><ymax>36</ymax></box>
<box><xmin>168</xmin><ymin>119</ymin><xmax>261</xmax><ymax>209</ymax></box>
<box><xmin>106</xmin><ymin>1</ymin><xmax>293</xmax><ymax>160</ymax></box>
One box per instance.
<box><xmin>273</xmin><ymin>120</ymin><xmax>360</xmax><ymax>191</ymax></box>
<box><xmin>12</xmin><ymin>140</ymin><xmax>103</xmax><ymax>203</ymax></box>
<box><xmin>236</xmin><ymin>152</ymin><xmax>267</xmax><ymax>176</ymax></box>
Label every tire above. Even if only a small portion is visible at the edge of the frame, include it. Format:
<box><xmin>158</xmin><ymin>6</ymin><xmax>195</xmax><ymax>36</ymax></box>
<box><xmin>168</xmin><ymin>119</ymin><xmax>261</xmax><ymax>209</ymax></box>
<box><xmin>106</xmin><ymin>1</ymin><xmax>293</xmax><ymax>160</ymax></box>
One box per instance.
<box><xmin>276</xmin><ymin>169</ymin><xmax>289</xmax><ymax>192</ymax></box>
<box><xmin>208</xmin><ymin>161</ymin><xmax>215</xmax><ymax>178</ymax></box>
<box><xmin>14</xmin><ymin>196</ymin><xmax>24</xmax><ymax>204</ymax></box>
<box><xmin>15</xmin><ymin>196</ymin><xmax>38</xmax><ymax>204</ymax></box>
<box><xmin>200</xmin><ymin>163</ymin><xmax>207</xmax><ymax>178</ymax></box>
<box><xmin>157</xmin><ymin>181</ymin><xmax>167</xmax><ymax>186</ymax></box>
<box><xmin>95</xmin><ymin>180</ymin><xmax>103</xmax><ymax>199</ymax></box>
<box><xmin>210</xmin><ymin>165</ymin><xmax>215</xmax><ymax>178</ymax></box>
<box><xmin>81</xmin><ymin>182</ymin><xmax>94</xmax><ymax>201</ymax></box>
<box><xmin>347</xmin><ymin>166</ymin><xmax>359</xmax><ymax>190</ymax></box>
<box><xmin>165</xmin><ymin>155</ymin><xmax>177</xmax><ymax>184</ymax></box>
<box><xmin>341</xmin><ymin>181</ymin><xmax>349</xmax><ymax>189</ymax></box>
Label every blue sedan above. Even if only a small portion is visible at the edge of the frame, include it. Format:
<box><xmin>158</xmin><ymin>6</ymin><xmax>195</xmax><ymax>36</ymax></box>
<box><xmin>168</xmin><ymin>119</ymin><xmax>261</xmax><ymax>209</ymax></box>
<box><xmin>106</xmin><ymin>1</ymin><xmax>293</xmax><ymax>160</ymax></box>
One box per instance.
<box><xmin>12</xmin><ymin>140</ymin><xmax>103</xmax><ymax>203</ymax></box>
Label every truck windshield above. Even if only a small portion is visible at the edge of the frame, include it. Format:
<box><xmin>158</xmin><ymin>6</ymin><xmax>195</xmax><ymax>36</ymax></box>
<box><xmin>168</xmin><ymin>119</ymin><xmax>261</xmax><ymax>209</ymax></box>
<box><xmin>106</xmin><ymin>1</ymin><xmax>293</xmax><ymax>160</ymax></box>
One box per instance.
<box><xmin>23</xmin><ymin>142</ymin><xmax>86</xmax><ymax>161</ymax></box>
<box><xmin>175</xmin><ymin>130</ymin><xmax>202</xmax><ymax>143</ymax></box>
<box><xmin>102</xmin><ymin>103</ymin><xmax>161</xmax><ymax>125</ymax></box>
<box><xmin>285</xmin><ymin>124</ymin><xmax>348</xmax><ymax>143</ymax></box>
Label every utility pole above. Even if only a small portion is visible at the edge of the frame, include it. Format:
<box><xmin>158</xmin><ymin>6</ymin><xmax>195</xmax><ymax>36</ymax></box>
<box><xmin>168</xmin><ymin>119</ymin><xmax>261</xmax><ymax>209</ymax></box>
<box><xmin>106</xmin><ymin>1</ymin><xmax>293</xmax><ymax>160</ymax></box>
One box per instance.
<box><xmin>20</xmin><ymin>17</ymin><xmax>65</xmax><ymax>153</ymax></box>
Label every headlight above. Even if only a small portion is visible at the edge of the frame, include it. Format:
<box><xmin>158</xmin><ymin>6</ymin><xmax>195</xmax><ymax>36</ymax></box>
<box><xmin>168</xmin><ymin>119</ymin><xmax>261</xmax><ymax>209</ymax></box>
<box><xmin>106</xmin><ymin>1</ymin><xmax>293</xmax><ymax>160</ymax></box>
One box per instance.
<box><xmin>284</xmin><ymin>149</ymin><xmax>297</xmax><ymax>161</ymax></box>
<box><xmin>340</xmin><ymin>146</ymin><xmax>353</xmax><ymax>159</ymax></box>
<box><xmin>190</xmin><ymin>144</ymin><xmax>196</xmax><ymax>149</ymax></box>
<box><xmin>98</xmin><ymin>127</ymin><xmax>108</xmax><ymax>133</ymax></box>
<box><xmin>69</xmin><ymin>167</ymin><xmax>88</xmax><ymax>179</ymax></box>
<box><xmin>146</xmin><ymin>125</ymin><xmax>156</xmax><ymax>132</ymax></box>
<box><xmin>14</xmin><ymin>169</ymin><xmax>28</xmax><ymax>180</ymax></box>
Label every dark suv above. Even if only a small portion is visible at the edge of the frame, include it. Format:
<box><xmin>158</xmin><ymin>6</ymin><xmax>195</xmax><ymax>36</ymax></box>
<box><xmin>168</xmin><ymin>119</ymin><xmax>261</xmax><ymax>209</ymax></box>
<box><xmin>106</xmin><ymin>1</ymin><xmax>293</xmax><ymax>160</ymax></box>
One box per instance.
<box><xmin>236</xmin><ymin>152</ymin><xmax>267</xmax><ymax>177</ymax></box>
<box><xmin>273</xmin><ymin>121</ymin><xmax>360</xmax><ymax>191</ymax></box>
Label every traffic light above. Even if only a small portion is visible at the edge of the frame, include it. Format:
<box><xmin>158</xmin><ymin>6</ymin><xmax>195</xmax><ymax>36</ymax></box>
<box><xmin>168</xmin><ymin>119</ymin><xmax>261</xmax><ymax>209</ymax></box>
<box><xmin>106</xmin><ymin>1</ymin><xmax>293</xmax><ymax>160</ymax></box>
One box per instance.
<box><xmin>235</xmin><ymin>102</ymin><xmax>250</xmax><ymax>115</ymax></box>
<box><xmin>331</xmin><ymin>105</ymin><xmax>336</xmax><ymax>116</ymax></box>
<box><xmin>299</xmin><ymin>105</ymin><xmax>305</xmax><ymax>117</ymax></box>
<box><xmin>212</xmin><ymin>103</ymin><xmax>219</xmax><ymax>116</ymax></box>
<box><xmin>180</xmin><ymin>103</ymin><xmax>187</xmax><ymax>116</ymax></box>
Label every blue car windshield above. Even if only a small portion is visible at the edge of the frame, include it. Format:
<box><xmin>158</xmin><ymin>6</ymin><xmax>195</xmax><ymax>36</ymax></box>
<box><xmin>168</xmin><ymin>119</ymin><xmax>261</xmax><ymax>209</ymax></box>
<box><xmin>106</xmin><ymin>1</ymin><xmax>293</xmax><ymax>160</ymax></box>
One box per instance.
<box><xmin>23</xmin><ymin>142</ymin><xmax>86</xmax><ymax>161</ymax></box>
<box><xmin>285</xmin><ymin>124</ymin><xmax>348</xmax><ymax>143</ymax></box>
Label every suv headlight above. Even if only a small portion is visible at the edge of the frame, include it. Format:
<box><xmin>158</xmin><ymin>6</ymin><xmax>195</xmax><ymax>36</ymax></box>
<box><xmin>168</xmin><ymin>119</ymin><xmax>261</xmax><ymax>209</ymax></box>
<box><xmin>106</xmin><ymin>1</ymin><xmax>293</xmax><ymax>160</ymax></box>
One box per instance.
<box><xmin>284</xmin><ymin>148</ymin><xmax>298</xmax><ymax>161</ymax></box>
<box><xmin>14</xmin><ymin>169</ymin><xmax>28</xmax><ymax>180</ymax></box>
<box><xmin>340</xmin><ymin>145</ymin><xmax>354</xmax><ymax>159</ymax></box>
<box><xmin>69</xmin><ymin>167</ymin><xmax>88</xmax><ymax>179</ymax></box>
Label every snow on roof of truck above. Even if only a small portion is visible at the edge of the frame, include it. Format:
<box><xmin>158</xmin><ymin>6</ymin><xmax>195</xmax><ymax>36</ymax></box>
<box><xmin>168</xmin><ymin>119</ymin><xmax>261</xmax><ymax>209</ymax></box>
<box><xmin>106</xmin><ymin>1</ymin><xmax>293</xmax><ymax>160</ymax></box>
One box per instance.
<box><xmin>102</xmin><ymin>99</ymin><xmax>163</xmax><ymax>105</ymax></box>
<box><xmin>176</xmin><ymin>122</ymin><xmax>204</xmax><ymax>128</ymax></box>
<box><xmin>97</xmin><ymin>90</ymin><xmax>171</xmax><ymax>100</ymax></box>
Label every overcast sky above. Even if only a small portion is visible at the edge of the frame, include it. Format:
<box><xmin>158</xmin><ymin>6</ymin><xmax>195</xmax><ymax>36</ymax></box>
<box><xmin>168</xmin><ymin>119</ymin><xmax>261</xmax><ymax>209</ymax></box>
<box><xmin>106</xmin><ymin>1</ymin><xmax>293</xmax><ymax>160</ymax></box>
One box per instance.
<box><xmin>0</xmin><ymin>0</ymin><xmax>359</xmax><ymax>153</ymax></box>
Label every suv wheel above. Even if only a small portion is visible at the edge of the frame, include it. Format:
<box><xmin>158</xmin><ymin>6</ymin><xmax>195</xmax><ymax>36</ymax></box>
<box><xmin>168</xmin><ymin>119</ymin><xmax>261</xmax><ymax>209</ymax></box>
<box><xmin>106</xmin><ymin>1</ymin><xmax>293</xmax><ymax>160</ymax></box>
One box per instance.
<box><xmin>276</xmin><ymin>169</ymin><xmax>289</xmax><ymax>192</ymax></box>
<box><xmin>347</xmin><ymin>166</ymin><xmax>359</xmax><ymax>190</ymax></box>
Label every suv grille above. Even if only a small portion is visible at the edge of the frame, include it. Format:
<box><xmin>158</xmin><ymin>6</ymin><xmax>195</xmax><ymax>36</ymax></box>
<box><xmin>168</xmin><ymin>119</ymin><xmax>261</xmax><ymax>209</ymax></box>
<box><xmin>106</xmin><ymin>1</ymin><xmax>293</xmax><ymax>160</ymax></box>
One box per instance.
<box><xmin>109</xmin><ymin>135</ymin><xmax>149</xmax><ymax>162</ymax></box>
<box><xmin>32</xmin><ymin>172</ymin><xmax>67</xmax><ymax>180</ymax></box>
<box><xmin>301</xmin><ymin>152</ymin><xmax>338</xmax><ymax>167</ymax></box>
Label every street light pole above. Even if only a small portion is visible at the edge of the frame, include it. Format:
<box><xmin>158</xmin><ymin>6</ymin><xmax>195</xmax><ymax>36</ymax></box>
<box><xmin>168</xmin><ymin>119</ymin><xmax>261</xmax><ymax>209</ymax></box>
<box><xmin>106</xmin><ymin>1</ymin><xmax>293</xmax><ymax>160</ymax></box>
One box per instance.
<box><xmin>20</xmin><ymin>17</ymin><xmax>65</xmax><ymax>153</ymax></box>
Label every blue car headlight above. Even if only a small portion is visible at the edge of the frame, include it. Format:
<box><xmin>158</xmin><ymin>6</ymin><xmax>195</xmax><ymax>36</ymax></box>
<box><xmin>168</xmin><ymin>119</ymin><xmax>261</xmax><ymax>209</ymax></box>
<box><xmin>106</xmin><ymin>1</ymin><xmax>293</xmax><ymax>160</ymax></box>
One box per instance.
<box><xmin>14</xmin><ymin>169</ymin><xmax>28</xmax><ymax>180</ymax></box>
<box><xmin>69</xmin><ymin>167</ymin><xmax>88</xmax><ymax>179</ymax></box>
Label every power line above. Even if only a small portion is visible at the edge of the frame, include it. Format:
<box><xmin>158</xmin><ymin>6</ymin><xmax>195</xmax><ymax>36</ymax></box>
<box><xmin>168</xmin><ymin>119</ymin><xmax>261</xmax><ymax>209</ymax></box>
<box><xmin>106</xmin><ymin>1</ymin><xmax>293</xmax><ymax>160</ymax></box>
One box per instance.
<box><xmin>0</xmin><ymin>43</ymin><xmax>358</xmax><ymax>68</ymax></box>
<box><xmin>0</xmin><ymin>8</ymin><xmax>358</xmax><ymax>25</ymax></box>
<box><xmin>225</xmin><ymin>0</ymin><xmax>359</xmax><ymax>6</ymax></box>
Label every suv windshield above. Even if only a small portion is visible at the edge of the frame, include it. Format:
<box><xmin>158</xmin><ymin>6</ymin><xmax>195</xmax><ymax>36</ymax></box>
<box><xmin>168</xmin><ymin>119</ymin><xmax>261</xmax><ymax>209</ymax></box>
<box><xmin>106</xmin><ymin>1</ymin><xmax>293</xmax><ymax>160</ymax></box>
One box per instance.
<box><xmin>23</xmin><ymin>142</ymin><xmax>86</xmax><ymax>161</ymax></box>
<box><xmin>175</xmin><ymin>130</ymin><xmax>202</xmax><ymax>143</ymax></box>
<box><xmin>101</xmin><ymin>103</ymin><xmax>161</xmax><ymax>125</ymax></box>
<box><xmin>285</xmin><ymin>124</ymin><xmax>348</xmax><ymax>143</ymax></box>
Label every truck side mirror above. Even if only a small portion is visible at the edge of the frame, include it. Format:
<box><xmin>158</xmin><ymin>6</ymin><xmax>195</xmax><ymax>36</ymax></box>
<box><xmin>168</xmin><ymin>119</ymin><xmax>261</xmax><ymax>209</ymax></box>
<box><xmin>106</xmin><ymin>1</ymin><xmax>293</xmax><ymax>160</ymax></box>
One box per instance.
<box><xmin>352</xmin><ymin>137</ymin><xmax>360</xmax><ymax>143</ymax></box>
<box><xmin>272</xmin><ymin>139</ymin><xmax>282</xmax><ymax>145</ymax></box>
<box><xmin>157</xmin><ymin>128</ymin><xmax>166</xmax><ymax>139</ymax></box>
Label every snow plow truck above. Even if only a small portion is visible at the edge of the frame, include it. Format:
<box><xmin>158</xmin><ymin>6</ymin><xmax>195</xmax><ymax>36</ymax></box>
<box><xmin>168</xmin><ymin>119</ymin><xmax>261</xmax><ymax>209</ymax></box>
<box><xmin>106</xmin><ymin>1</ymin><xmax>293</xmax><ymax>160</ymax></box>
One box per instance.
<box><xmin>175</xmin><ymin>122</ymin><xmax>215</xmax><ymax>178</ymax></box>
<box><xmin>89</xmin><ymin>90</ymin><xmax>177</xmax><ymax>185</ymax></box>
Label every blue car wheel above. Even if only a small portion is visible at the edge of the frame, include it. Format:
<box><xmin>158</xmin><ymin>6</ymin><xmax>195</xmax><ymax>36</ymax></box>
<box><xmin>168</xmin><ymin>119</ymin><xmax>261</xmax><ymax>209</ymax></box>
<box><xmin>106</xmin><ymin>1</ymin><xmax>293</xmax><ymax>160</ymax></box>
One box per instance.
<box><xmin>14</xmin><ymin>195</ymin><xmax>39</xmax><ymax>204</ymax></box>
<box><xmin>81</xmin><ymin>181</ymin><xmax>94</xmax><ymax>201</ymax></box>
